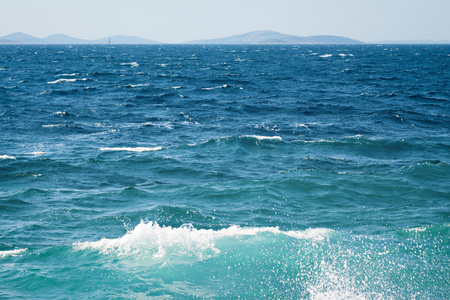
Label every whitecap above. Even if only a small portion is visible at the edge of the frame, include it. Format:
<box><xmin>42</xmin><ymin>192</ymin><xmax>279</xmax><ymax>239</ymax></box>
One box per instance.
<box><xmin>342</xmin><ymin>134</ymin><xmax>365</xmax><ymax>139</ymax></box>
<box><xmin>241</xmin><ymin>135</ymin><xmax>282</xmax><ymax>141</ymax></box>
<box><xmin>139</xmin><ymin>122</ymin><xmax>173</xmax><ymax>130</ymax></box>
<box><xmin>120</xmin><ymin>62</ymin><xmax>139</xmax><ymax>67</ymax></box>
<box><xmin>53</xmin><ymin>111</ymin><xmax>68</xmax><ymax>115</ymax></box>
<box><xmin>47</xmin><ymin>78</ymin><xmax>77</xmax><ymax>84</ymax></box>
<box><xmin>57</xmin><ymin>73</ymin><xmax>78</xmax><ymax>77</ymax></box>
<box><xmin>0</xmin><ymin>248</ymin><xmax>27</xmax><ymax>258</ymax></box>
<box><xmin>25</xmin><ymin>152</ymin><xmax>47</xmax><ymax>156</ymax></box>
<box><xmin>201</xmin><ymin>84</ymin><xmax>231</xmax><ymax>90</ymax></box>
<box><xmin>124</xmin><ymin>83</ymin><xmax>152</xmax><ymax>88</ymax></box>
<box><xmin>0</xmin><ymin>155</ymin><xmax>16</xmax><ymax>160</ymax></box>
<box><xmin>319</xmin><ymin>54</ymin><xmax>333</xmax><ymax>58</ymax></box>
<box><xmin>294</xmin><ymin>123</ymin><xmax>309</xmax><ymax>129</ymax></box>
<box><xmin>99</xmin><ymin>147</ymin><xmax>162</xmax><ymax>152</ymax></box>
<box><xmin>74</xmin><ymin>221</ymin><xmax>332</xmax><ymax>259</ymax></box>
<box><xmin>42</xmin><ymin>124</ymin><xmax>66</xmax><ymax>128</ymax></box>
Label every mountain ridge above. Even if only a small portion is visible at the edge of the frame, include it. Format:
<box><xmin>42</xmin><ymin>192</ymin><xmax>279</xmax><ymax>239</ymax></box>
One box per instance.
<box><xmin>0</xmin><ymin>30</ymin><xmax>364</xmax><ymax>45</ymax></box>
<box><xmin>185</xmin><ymin>30</ymin><xmax>364</xmax><ymax>44</ymax></box>
<box><xmin>0</xmin><ymin>32</ymin><xmax>161</xmax><ymax>44</ymax></box>
<box><xmin>1</xmin><ymin>31</ymin><xmax>449</xmax><ymax>45</ymax></box>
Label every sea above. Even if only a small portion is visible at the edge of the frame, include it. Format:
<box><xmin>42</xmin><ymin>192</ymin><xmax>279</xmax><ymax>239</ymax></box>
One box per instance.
<box><xmin>0</xmin><ymin>44</ymin><xmax>449</xmax><ymax>299</ymax></box>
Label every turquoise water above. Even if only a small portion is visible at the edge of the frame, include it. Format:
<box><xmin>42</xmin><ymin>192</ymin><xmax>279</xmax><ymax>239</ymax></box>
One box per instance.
<box><xmin>0</xmin><ymin>44</ymin><xmax>449</xmax><ymax>299</ymax></box>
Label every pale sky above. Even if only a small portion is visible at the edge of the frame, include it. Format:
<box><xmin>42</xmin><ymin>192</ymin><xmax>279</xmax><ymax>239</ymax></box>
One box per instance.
<box><xmin>1</xmin><ymin>0</ymin><xmax>449</xmax><ymax>43</ymax></box>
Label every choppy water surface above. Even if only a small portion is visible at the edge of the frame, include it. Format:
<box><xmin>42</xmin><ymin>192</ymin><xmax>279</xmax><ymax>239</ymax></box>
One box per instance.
<box><xmin>1</xmin><ymin>44</ymin><xmax>449</xmax><ymax>299</ymax></box>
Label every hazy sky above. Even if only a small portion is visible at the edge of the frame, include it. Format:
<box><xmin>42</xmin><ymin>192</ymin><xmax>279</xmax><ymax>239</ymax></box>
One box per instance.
<box><xmin>1</xmin><ymin>0</ymin><xmax>449</xmax><ymax>43</ymax></box>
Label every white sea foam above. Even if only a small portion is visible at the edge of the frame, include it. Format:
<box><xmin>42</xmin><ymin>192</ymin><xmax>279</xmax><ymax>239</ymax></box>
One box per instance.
<box><xmin>342</xmin><ymin>134</ymin><xmax>365</xmax><ymax>139</ymax></box>
<box><xmin>125</xmin><ymin>83</ymin><xmax>151</xmax><ymax>88</ymax></box>
<box><xmin>57</xmin><ymin>73</ymin><xmax>78</xmax><ymax>77</ymax></box>
<box><xmin>74</xmin><ymin>221</ymin><xmax>332</xmax><ymax>259</ymax></box>
<box><xmin>319</xmin><ymin>54</ymin><xmax>333</xmax><ymax>58</ymax></box>
<box><xmin>139</xmin><ymin>122</ymin><xmax>173</xmax><ymax>130</ymax></box>
<box><xmin>201</xmin><ymin>84</ymin><xmax>231</xmax><ymax>90</ymax></box>
<box><xmin>190</xmin><ymin>135</ymin><xmax>282</xmax><ymax>147</ymax></box>
<box><xmin>0</xmin><ymin>155</ymin><xmax>16</xmax><ymax>160</ymax></box>
<box><xmin>120</xmin><ymin>62</ymin><xmax>139</xmax><ymax>67</ymax></box>
<box><xmin>48</xmin><ymin>78</ymin><xmax>88</xmax><ymax>84</ymax></box>
<box><xmin>294</xmin><ymin>123</ymin><xmax>309</xmax><ymax>129</ymax></box>
<box><xmin>0</xmin><ymin>248</ymin><xmax>27</xmax><ymax>258</ymax></box>
<box><xmin>42</xmin><ymin>124</ymin><xmax>66</xmax><ymax>128</ymax></box>
<box><xmin>241</xmin><ymin>135</ymin><xmax>282</xmax><ymax>141</ymax></box>
<box><xmin>47</xmin><ymin>78</ymin><xmax>77</xmax><ymax>84</ymax></box>
<box><xmin>100</xmin><ymin>147</ymin><xmax>162</xmax><ymax>152</ymax></box>
<box><xmin>53</xmin><ymin>111</ymin><xmax>68</xmax><ymax>115</ymax></box>
<box><xmin>25</xmin><ymin>152</ymin><xmax>47</xmax><ymax>156</ymax></box>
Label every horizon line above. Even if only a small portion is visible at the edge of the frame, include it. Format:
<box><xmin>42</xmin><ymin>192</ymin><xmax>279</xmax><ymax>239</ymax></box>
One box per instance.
<box><xmin>1</xmin><ymin>31</ymin><xmax>450</xmax><ymax>45</ymax></box>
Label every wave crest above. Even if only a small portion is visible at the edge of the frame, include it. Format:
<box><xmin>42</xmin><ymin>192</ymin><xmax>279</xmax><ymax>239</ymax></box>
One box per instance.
<box><xmin>241</xmin><ymin>135</ymin><xmax>282</xmax><ymax>141</ymax></box>
<box><xmin>74</xmin><ymin>221</ymin><xmax>332</xmax><ymax>260</ymax></box>
<box><xmin>0</xmin><ymin>248</ymin><xmax>27</xmax><ymax>258</ymax></box>
<box><xmin>99</xmin><ymin>147</ymin><xmax>162</xmax><ymax>152</ymax></box>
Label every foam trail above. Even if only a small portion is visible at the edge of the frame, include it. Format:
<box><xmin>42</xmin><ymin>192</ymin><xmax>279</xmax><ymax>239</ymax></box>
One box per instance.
<box><xmin>42</xmin><ymin>124</ymin><xmax>66</xmax><ymax>128</ymax></box>
<box><xmin>47</xmin><ymin>79</ymin><xmax>77</xmax><ymax>84</ymax></box>
<box><xmin>100</xmin><ymin>147</ymin><xmax>162</xmax><ymax>152</ymax></box>
<box><xmin>241</xmin><ymin>135</ymin><xmax>282</xmax><ymax>141</ymax></box>
<box><xmin>126</xmin><ymin>84</ymin><xmax>151</xmax><ymax>88</ymax></box>
<box><xmin>0</xmin><ymin>155</ymin><xmax>16</xmax><ymax>160</ymax></box>
<box><xmin>0</xmin><ymin>248</ymin><xmax>27</xmax><ymax>258</ymax></box>
<box><xmin>74</xmin><ymin>221</ymin><xmax>332</xmax><ymax>259</ymax></box>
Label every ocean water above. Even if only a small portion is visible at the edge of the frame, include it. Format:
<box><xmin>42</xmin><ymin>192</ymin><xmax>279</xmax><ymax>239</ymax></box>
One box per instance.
<box><xmin>0</xmin><ymin>44</ymin><xmax>449</xmax><ymax>299</ymax></box>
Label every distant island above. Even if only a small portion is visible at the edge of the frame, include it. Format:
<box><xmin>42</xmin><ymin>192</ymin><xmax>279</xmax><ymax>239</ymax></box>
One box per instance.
<box><xmin>0</xmin><ymin>32</ymin><xmax>161</xmax><ymax>45</ymax></box>
<box><xmin>185</xmin><ymin>30</ymin><xmax>363</xmax><ymax>44</ymax></box>
<box><xmin>1</xmin><ymin>30</ymin><xmax>449</xmax><ymax>45</ymax></box>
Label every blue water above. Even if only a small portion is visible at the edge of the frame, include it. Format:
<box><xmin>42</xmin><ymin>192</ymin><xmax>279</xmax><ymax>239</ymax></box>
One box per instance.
<box><xmin>0</xmin><ymin>44</ymin><xmax>449</xmax><ymax>299</ymax></box>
